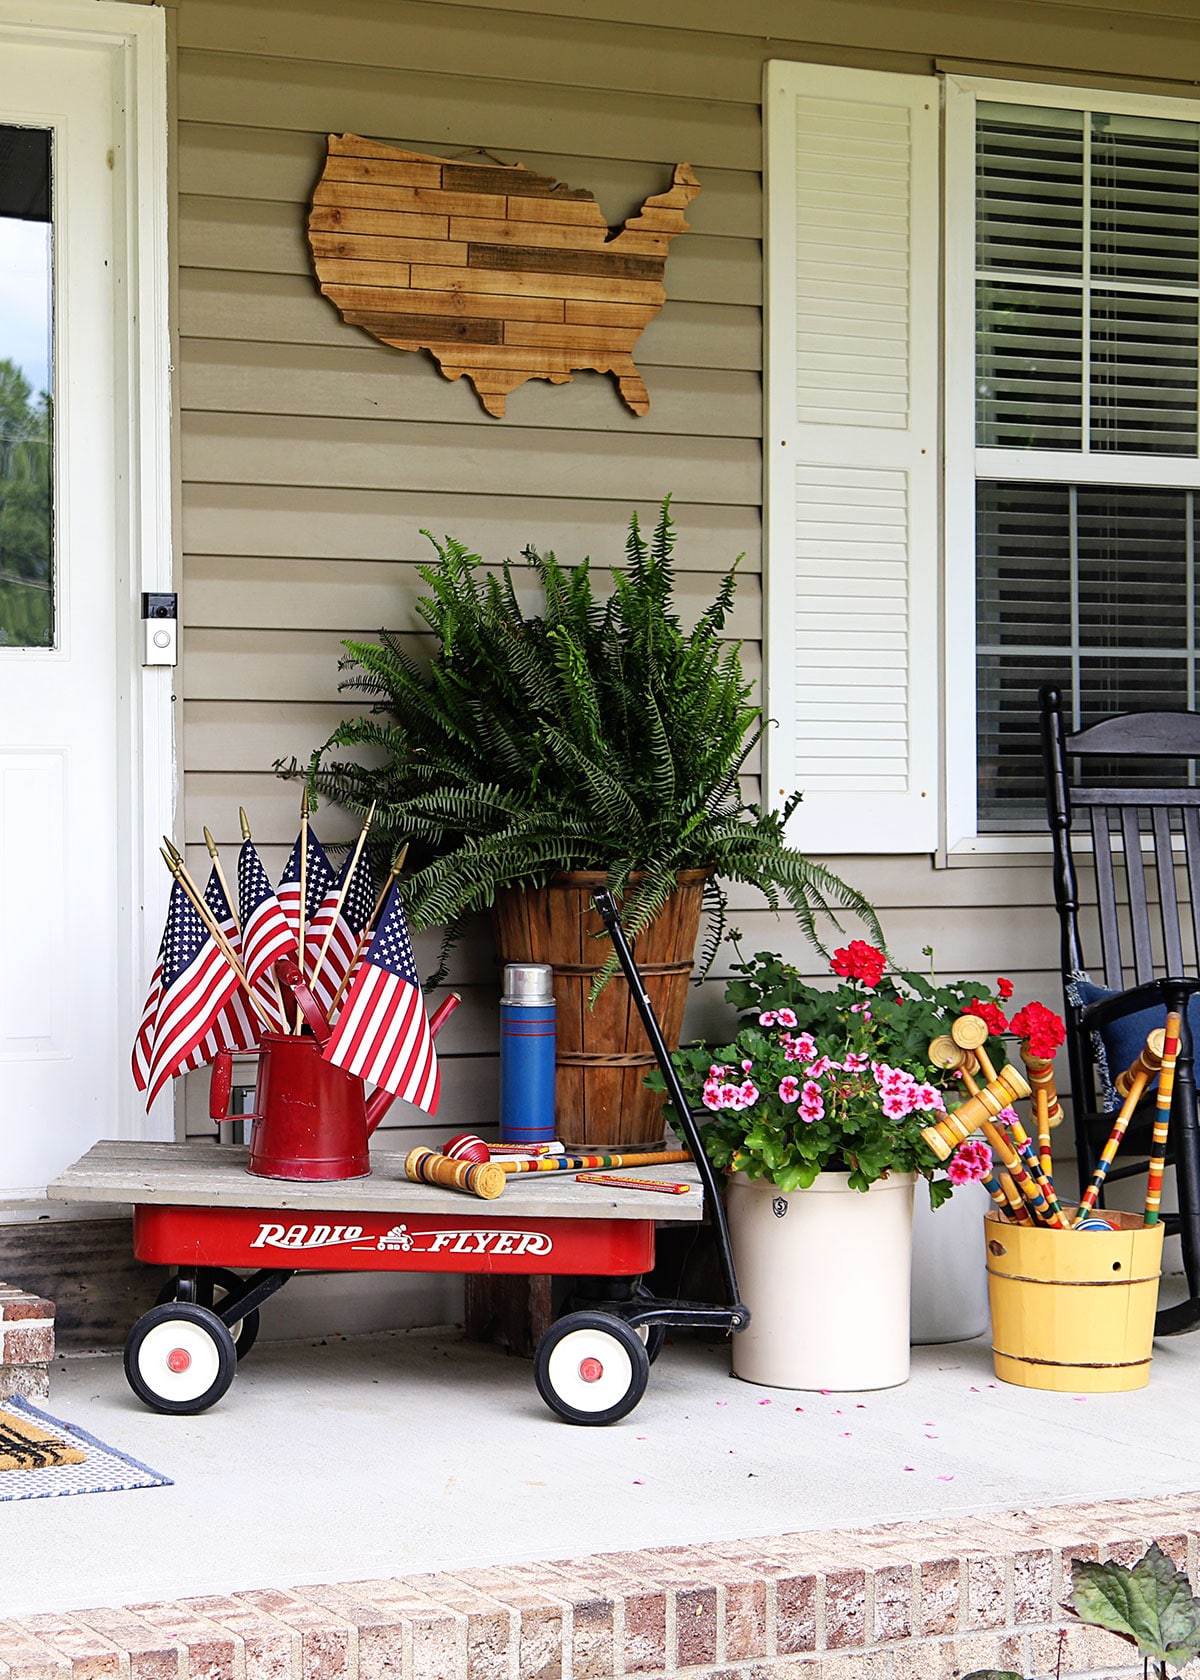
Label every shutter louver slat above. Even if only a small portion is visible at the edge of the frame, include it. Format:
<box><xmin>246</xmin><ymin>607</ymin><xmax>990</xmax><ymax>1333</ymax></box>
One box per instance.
<box><xmin>766</xmin><ymin>63</ymin><xmax>939</xmax><ymax>853</ymax></box>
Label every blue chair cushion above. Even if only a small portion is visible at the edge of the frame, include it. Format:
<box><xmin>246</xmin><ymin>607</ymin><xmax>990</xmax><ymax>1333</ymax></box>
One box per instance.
<box><xmin>1070</xmin><ymin>977</ymin><xmax>1200</xmax><ymax>1111</ymax></box>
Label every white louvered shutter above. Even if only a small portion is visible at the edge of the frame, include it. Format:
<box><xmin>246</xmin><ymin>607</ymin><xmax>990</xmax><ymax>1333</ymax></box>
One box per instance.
<box><xmin>764</xmin><ymin>62</ymin><xmax>940</xmax><ymax>853</ymax></box>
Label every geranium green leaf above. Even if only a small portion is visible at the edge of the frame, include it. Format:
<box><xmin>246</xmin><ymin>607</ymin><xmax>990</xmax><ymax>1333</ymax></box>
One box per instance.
<box><xmin>1071</xmin><ymin>1543</ymin><xmax>1200</xmax><ymax>1667</ymax></box>
<box><xmin>961</xmin><ymin>1671</ymin><xmax>1025</xmax><ymax>1679</ymax></box>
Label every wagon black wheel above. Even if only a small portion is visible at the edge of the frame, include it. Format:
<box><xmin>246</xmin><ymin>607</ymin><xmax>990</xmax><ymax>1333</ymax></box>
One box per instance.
<box><xmin>124</xmin><ymin>1302</ymin><xmax>237</xmax><ymax>1415</ymax></box>
<box><xmin>157</xmin><ymin>1268</ymin><xmax>260</xmax><ymax>1361</ymax></box>
<box><xmin>534</xmin><ymin>1310</ymin><xmax>650</xmax><ymax>1425</ymax></box>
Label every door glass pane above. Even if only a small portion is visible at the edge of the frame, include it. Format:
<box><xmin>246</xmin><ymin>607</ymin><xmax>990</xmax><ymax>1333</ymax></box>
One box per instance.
<box><xmin>0</xmin><ymin>126</ymin><xmax>52</xmax><ymax>649</ymax></box>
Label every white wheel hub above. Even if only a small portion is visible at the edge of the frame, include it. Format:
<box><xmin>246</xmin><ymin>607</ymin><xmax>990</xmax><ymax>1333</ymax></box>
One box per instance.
<box><xmin>137</xmin><ymin>1318</ymin><xmax>222</xmax><ymax>1404</ymax></box>
<box><xmin>546</xmin><ymin>1326</ymin><xmax>633</xmax><ymax>1413</ymax></box>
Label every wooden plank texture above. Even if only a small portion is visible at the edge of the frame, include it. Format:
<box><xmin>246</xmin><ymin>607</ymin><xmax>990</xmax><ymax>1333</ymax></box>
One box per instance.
<box><xmin>307</xmin><ymin>140</ymin><xmax>701</xmax><ymax>416</ymax></box>
<box><xmin>48</xmin><ymin>1141</ymin><xmax>704</xmax><ymax>1221</ymax></box>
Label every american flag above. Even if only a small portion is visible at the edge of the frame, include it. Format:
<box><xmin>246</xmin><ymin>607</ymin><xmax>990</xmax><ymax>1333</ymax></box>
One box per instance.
<box><xmin>238</xmin><ymin>838</ymin><xmax>297</xmax><ymax>986</ymax></box>
<box><xmin>322</xmin><ymin>883</ymin><xmax>440</xmax><ymax>1114</ymax></box>
<box><xmin>306</xmin><ymin>849</ymin><xmax>376</xmax><ymax>1015</ymax></box>
<box><xmin>278</xmin><ymin>827</ymin><xmax>336</xmax><ymax>949</ymax></box>
<box><xmin>197</xmin><ymin>870</ymin><xmax>262</xmax><ymax>1054</ymax></box>
<box><xmin>141</xmin><ymin>878</ymin><xmax>244</xmax><ymax>1107</ymax></box>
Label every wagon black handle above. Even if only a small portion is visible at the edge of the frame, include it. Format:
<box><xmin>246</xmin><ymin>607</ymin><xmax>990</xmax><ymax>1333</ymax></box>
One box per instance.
<box><xmin>592</xmin><ymin>888</ymin><xmax>746</xmax><ymax>1327</ymax></box>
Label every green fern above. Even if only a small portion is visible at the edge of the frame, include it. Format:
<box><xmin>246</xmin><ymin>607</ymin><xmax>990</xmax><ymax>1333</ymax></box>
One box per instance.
<box><xmin>286</xmin><ymin>498</ymin><xmax>882</xmax><ymax>990</ymax></box>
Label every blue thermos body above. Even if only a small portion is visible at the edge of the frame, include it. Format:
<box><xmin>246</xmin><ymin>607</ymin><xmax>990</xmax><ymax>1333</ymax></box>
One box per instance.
<box><xmin>499</xmin><ymin>962</ymin><xmax>557</xmax><ymax>1143</ymax></box>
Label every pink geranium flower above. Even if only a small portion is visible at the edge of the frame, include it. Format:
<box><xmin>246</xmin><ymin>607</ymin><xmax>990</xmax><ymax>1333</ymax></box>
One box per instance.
<box><xmin>799</xmin><ymin>1080</ymin><xmax>824</xmax><ymax>1122</ymax></box>
<box><xmin>758</xmin><ymin>1011</ymin><xmax>777</xmax><ymax>1027</ymax></box>
<box><xmin>947</xmin><ymin>1137</ymin><xmax>992</xmax><ymax>1184</ymax></box>
<box><xmin>776</xmin><ymin>1007</ymin><xmax>798</xmax><ymax>1028</ymax></box>
<box><xmin>778</xmin><ymin>1075</ymin><xmax>800</xmax><ymax>1104</ymax></box>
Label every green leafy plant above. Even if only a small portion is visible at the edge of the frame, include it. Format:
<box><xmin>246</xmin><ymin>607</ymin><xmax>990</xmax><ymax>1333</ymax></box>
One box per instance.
<box><xmin>964</xmin><ymin>1542</ymin><xmax>1200</xmax><ymax>1680</ymax></box>
<box><xmin>652</xmin><ymin>939</ymin><xmax>1059</xmax><ymax>1199</ymax></box>
<box><xmin>290</xmin><ymin>499</ymin><xmax>880</xmax><ymax>988</ymax></box>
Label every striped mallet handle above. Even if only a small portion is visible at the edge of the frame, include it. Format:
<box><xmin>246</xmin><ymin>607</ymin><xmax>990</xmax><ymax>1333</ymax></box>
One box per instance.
<box><xmin>996</xmin><ymin>1169</ymin><xmax>1034</xmax><ymax>1225</ymax></box>
<box><xmin>1008</xmin><ymin>1127</ymin><xmax>1071</xmax><ymax>1229</ymax></box>
<box><xmin>977</xmin><ymin>1117</ymin><xmax>1058</xmax><ymax>1224</ymax></box>
<box><xmin>1021</xmin><ymin>1050</ymin><xmax>1064</xmax><ymax>1129</ymax></box>
<box><xmin>404</xmin><ymin>1147</ymin><xmax>506</xmax><ymax>1200</ymax></box>
<box><xmin>1144</xmin><ymin>1011</ymin><xmax>1182</xmax><ymax>1227</ymax></box>
<box><xmin>981</xmin><ymin>1163</ymin><xmax>1028</xmax><ymax>1224</ymax></box>
<box><xmin>1035</xmin><ymin>1088</ymin><xmax>1053</xmax><ymax>1179</ymax></box>
<box><xmin>995</xmin><ymin>1103</ymin><xmax>1070</xmax><ymax>1229</ymax></box>
<box><xmin>921</xmin><ymin>1062</ymin><xmax>1031</xmax><ymax>1159</ymax></box>
<box><xmin>1117</xmin><ymin>1029</ymin><xmax>1166</xmax><ymax>1099</ymax></box>
<box><xmin>498</xmin><ymin>1149</ymin><xmax>693</xmax><ymax>1175</ymax></box>
<box><xmin>1075</xmin><ymin>1031</ymin><xmax>1164</xmax><ymax>1221</ymax></box>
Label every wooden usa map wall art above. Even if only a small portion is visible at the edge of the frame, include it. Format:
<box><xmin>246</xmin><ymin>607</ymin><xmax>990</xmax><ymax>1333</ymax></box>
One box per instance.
<box><xmin>307</xmin><ymin>134</ymin><xmax>700</xmax><ymax>417</ymax></box>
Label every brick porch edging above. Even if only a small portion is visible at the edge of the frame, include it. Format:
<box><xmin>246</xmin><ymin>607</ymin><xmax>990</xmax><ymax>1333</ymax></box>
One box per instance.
<box><xmin>6</xmin><ymin>1493</ymin><xmax>1200</xmax><ymax>1680</ymax></box>
<box><xmin>0</xmin><ymin>1283</ymin><xmax>54</xmax><ymax>1400</ymax></box>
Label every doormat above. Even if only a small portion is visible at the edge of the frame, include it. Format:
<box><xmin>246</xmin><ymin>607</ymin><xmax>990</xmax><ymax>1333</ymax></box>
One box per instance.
<box><xmin>0</xmin><ymin>1397</ymin><xmax>172</xmax><ymax>1501</ymax></box>
<box><xmin>0</xmin><ymin>1404</ymin><xmax>87</xmax><ymax>1470</ymax></box>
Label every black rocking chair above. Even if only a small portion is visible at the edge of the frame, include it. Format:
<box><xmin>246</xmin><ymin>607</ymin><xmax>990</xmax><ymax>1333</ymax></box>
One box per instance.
<box><xmin>1039</xmin><ymin>683</ymin><xmax>1200</xmax><ymax>1335</ymax></box>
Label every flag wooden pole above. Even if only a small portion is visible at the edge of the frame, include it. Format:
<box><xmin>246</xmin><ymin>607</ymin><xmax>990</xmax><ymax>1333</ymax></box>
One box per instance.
<box><xmin>159</xmin><ymin>844</ymin><xmax>273</xmax><ymax>1027</ymax></box>
<box><xmin>309</xmin><ymin>802</ymin><xmax>376</xmax><ymax>993</ymax></box>
<box><xmin>294</xmin><ymin>786</ymin><xmax>310</xmax><ymax>1034</ymax></box>
<box><xmin>203</xmin><ymin>827</ymin><xmax>239</xmax><ymax>935</ymax></box>
<box><xmin>229</xmin><ymin>811</ymin><xmax>290</xmax><ymax>1025</ymax></box>
<box><xmin>324</xmin><ymin>842</ymin><xmax>409</xmax><ymax>1022</ymax></box>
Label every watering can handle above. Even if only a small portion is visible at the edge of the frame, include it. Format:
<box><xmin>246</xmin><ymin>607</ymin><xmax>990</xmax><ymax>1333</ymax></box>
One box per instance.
<box><xmin>276</xmin><ymin>958</ymin><xmax>332</xmax><ymax>1043</ymax></box>
<box><xmin>210</xmin><ymin>1051</ymin><xmax>235</xmax><ymax>1122</ymax></box>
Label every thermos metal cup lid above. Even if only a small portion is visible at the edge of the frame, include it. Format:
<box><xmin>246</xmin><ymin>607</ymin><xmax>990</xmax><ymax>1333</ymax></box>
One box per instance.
<box><xmin>502</xmin><ymin>962</ymin><xmax>555</xmax><ymax>1006</ymax></box>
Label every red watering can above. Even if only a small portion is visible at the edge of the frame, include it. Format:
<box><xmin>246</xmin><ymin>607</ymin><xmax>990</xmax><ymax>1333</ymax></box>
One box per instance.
<box><xmin>209</xmin><ymin>964</ymin><xmax>459</xmax><ymax>1181</ymax></box>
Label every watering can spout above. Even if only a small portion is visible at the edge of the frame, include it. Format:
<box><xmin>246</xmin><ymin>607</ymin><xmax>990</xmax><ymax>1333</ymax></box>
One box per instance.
<box><xmin>365</xmin><ymin>1088</ymin><xmax>398</xmax><ymax>1136</ymax></box>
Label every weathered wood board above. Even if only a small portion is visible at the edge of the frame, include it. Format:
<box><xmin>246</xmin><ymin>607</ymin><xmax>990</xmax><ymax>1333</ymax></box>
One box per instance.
<box><xmin>49</xmin><ymin>1140</ymin><xmax>703</xmax><ymax>1222</ymax></box>
<box><xmin>0</xmin><ymin>1216</ymin><xmax>168</xmax><ymax>1350</ymax></box>
<box><xmin>308</xmin><ymin>135</ymin><xmax>700</xmax><ymax>417</ymax></box>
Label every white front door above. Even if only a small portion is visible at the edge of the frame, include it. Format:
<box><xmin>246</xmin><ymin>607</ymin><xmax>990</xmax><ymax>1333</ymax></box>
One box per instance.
<box><xmin>0</xmin><ymin>5</ymin><xmax>172</xmax><ymax>1195</ymax></box>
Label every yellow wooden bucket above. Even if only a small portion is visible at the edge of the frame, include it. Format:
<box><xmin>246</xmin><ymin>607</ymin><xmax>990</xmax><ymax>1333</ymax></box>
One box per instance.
<box><xmin>985</xmin><ymin>1208</ymin><xmax>1164</xmax><ymax>1392</ymax></box>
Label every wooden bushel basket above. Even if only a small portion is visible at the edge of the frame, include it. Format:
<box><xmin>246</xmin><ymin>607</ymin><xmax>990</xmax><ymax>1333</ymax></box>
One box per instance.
<box><xmin>985</xmin><ymin>1208</ymin><xmax>1164</xmax><ymax>1392</ymax></box>
<box><xmin>492</xmin><ymin>869</ymin><xmax>709</xmax><ymax>1152</ymax></box>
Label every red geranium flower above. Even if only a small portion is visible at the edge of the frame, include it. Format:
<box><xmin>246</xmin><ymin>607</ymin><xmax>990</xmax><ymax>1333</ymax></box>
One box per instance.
<box><xmin>996</xmin><ymin>977</ymin><xmax>1014</xmax><ymax>1000</ymax></box>
<box><xmin>1009</xmin><ymin>1001</ymin><xmax>1066</xmax><ymax>1060</ymax></box>
<box><xmin>965</xmin><ymin>998</ymin><xmax>1009</xmax><ymax>1036</ymax></box>
<box><xmin>830</xmin><ymin>940</ymin><xmax>887</xmax><ymax>989</ymax></box>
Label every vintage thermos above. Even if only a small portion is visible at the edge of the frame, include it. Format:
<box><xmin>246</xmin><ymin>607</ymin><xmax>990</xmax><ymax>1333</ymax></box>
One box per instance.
<box><xmin>499</xmin><ymin>962</ymin><xmax>557</xmax><ymax>1143</ymax></box>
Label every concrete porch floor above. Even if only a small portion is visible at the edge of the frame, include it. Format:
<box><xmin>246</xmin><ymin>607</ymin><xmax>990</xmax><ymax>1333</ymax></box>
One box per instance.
<box><xmin>7</xmin><ymin>1293</ymin><xmax>1200</xmax><ymax>1622</ymax></box>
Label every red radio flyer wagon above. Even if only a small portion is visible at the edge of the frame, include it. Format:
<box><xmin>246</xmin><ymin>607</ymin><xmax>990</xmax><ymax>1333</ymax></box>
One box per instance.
<box><xmin>49</xmin><ymin>890</ymin><xmax>748</xmax><ymax>1424</ymax></box>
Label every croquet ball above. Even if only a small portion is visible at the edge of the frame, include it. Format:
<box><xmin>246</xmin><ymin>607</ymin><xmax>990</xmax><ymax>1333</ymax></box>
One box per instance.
<box><xmin>1075</xmin><ymin>1216</ymin><xmax>1116</xmax><ymax>1232</ymax></box>
<box><xmin>443</xmin><ymin>1132</ymin><xmax>490</xmax><ymax>1164</ymax></box>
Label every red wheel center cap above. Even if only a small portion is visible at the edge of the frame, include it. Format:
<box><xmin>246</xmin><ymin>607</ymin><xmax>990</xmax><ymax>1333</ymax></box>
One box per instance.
<box><xmin>167</xmin><ymin>1348</ymin><xmax>192</xmax><ymax>1373</ymax></box>
<box><xmin>578</xmin><ymin>1355</ymin><xmax>604</xmax><ymax>1383</ymax></box>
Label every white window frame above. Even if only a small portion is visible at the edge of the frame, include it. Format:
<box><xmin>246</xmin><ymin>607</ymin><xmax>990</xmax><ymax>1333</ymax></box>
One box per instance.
<box><xmin>944</xmin><ymin>74</ymin><xmax>1200</xmax><ymax>856</ymax></box>
<box><xmin>0</xmin><ymin>0</ymin><xmax>175</xmax><ymax>1137</ymax></box>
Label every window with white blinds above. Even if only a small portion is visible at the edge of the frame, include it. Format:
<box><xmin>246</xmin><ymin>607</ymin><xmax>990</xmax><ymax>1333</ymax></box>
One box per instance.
<box><xmin>972</xmin><ymin>93</ymin><xmax>1200</xmax><ymax>829</ymax></box>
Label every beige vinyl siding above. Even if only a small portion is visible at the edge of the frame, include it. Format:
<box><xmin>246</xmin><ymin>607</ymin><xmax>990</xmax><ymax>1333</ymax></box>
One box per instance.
<box><xmin>173</xmin><ymin>0</ymin><xmax>1194</xmax><ymax>1151</ymax></box>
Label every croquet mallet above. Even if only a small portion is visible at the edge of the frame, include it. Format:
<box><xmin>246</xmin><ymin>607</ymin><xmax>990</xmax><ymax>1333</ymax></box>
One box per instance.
<box><xmin>1075</xmin><ymin>1028</ymin><xmax>1166</xmax><ymax>1223</ymax></box>
<box><xmin>1144</xmin><ymin>1012</ymin><xmax>1182</xmax><ymax>1227</ymax></box>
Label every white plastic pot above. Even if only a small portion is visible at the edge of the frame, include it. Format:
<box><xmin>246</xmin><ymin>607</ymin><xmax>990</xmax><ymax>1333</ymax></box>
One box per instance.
<box><xmin>726</xmin><ymin>1169</ymin><xmax>916</xmax><ymax>1391</ymax></box>
<box><xmin>910</xmin><ymin>1177</ymin><xmax>991</xmax><ymax>1344</ymax></box>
